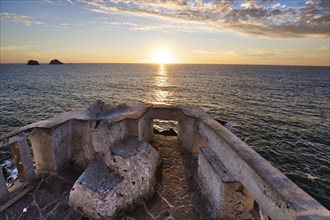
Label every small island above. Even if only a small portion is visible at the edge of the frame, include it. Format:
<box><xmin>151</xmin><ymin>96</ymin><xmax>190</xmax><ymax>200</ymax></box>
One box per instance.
<box><xmin>49</xmin><ymin>59</ymin><xmax>64</xmax><ymax>64</ymax></box>
<box><xmin>27</xmin><ymin>60</ymin><xmax>40</xmax><ymax>65</ymax></box>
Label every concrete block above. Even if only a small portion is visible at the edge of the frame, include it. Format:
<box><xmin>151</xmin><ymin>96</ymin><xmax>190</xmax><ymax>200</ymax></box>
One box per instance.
<box><xmin>108</xmin><ymin>138</ymin><xmax>160</xmax><ymax>201</ymax></box>
<box><xmin>178</xmin><ymin>115</ymin><xmax>196</xmax><ymax>152</ymax></box>
<box><xmin>69</xmin><ymin>159</ymin><xmax>125</xmax><ymax>218</ymax></box>
<box><xmin>51</xmin><ymin>122</ymin><xmax>71</xmax><ymax>171</ymax></box>
<box><xmin>29</xmin><ymin>122</ymin><xmax>71</xmax><ymax>173</ymax></box>
<box><xmin>70</xmin><ymin>137</ymin><xmax>160</xmax><ymax>219</ymax></box>
<box><xmin>138</xmin><ymin>113</ymin><xmax>153</xmax><ymax>142</ymax></box>
<box><xmin>29</xmin><ymin>128</ymin><xmax>57</xmax><ymax>173</ymax></box>
<box><xmin>73</xmin><ymin>159</ymin><xmax>123</xmax><ymax>196</ymax></box>
<box><xmin>10</xmin><ymin>138</ymin><xmax>36</xmax><ymax>182</ymax></box>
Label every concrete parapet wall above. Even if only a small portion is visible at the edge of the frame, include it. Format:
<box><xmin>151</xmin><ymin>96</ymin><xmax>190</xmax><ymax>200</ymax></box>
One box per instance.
<box><xmin>28</xmin><ymin>122</ymin><xmax>72</xmax><ymax>173</ymax></box>
<box><xmin>198</xmin><ymin>147</ymin><xmax>254</xmax><ymax>219</ymax></box>
<box><xmin>198</xmin><ymin>118</ymin><xmax>330</xmax><ymax>219</ymax></box>
<box><xmin>29</xmin><ymin>128</ymin><xmax>57</xmax><ymax>173</ymax></box>
<box><xmin>0</xmin><ymin>101</ymin><xmax>329</xmax><ymax>219</ymax></box>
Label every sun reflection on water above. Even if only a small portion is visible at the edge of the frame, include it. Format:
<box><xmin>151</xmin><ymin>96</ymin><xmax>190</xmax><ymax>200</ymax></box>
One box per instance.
<box><xmin>153</xmin><ymin>64</ymin><xmax>170</xmax><ymax>105</ymax></box>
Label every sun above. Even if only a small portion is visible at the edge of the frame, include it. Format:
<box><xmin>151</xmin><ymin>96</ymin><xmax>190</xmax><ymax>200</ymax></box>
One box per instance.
<box><xmin>152</xmin><ymin>48</ymin><xmax>173</xmax><ymax>64</ymax></box>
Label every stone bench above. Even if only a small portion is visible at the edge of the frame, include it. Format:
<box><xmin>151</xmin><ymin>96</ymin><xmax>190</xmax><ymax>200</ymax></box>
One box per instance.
<box><xmin>198</xmin><ymin>147</ymin><xmax>254</xmax><ymax>219</ymax></box>
<box><xmin>69</xmin><ymin>136</ymin><xmax>160</xmax><ymax>219</ymax></box>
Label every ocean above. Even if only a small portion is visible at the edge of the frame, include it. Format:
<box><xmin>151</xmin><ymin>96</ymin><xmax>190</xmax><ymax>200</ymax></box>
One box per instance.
<box><xmin>0</xmin><ymin>63</ymin><xmax>329</xmax><ymax>208</ymax></box>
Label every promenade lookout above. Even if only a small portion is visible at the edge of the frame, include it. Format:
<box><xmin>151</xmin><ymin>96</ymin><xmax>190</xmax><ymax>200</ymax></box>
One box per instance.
<box><xmin>0</xmin><ymin>101</ymin><xmax>329</xmax><ymax>219</ymax></box>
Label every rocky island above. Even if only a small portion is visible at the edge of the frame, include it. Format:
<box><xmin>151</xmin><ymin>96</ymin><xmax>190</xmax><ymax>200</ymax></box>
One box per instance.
<box><xmin>27</xmin><ymin>60</ymin><xmax>39</xmax><ymax>65</ymax></box>
<box><xmin>49</xmin><ymin>59</ymin><xmax>63</xmax><ymax>64</ymax></box>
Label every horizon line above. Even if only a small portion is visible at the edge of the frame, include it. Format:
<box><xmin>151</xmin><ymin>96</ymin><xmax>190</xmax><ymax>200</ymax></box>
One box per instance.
<box><xmin>0</xmin><ymin>62</ymin><xmax>329</xmax><ymax>67</ymax></box>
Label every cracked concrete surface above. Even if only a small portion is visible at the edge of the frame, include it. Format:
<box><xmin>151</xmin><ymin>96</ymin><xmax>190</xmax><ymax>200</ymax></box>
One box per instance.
<box><xmin>123</xmin><ymin>135</ymin><xmax>214</xmax><ymax>220</ymax></box>
<box><xmin>0</xmin><ymin>172</ymin><xmax>85</xmax><ymax>220</ymax></box>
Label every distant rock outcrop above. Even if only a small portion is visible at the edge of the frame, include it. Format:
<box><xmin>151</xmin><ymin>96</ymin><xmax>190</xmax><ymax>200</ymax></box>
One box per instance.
<box><xmin>27</xmin><ymin>60</ymin><xmax>39</xmax><ymax>65</ymax></box>
<box><xmin>49</xmin><ymin>59</ymin><xmax>63</xmax><ymax>64</ymax></box>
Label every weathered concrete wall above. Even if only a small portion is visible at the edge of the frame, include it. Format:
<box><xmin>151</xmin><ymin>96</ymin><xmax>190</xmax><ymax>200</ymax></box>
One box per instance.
<box><xmin>28</xmin><ymin>122</ymin><xmax>71</xmax><ymax>173</ymax></box>
<box><xmin>70</xmin><ymin>119</ymin><xmax>130</xmax><ymax>170</ymax></box>
<box><xmin>149</xmin><ymin>106</ymin><xmax>181</xmax><ymax>121</ymax></box>
<box><xmin>10</xmin><ymin>138</ymin><xmax>36</xmax><ymax>182</ymax></box>
<box><xmin>29</xmin><ymin>128</ymin><xmax>57</xmax><ymax>173</ymax></box>
<box><xmin>70</xmin><ymin>120</ymin><xmax>95</xmax><ymax>170</ymax></box>
<box><xmin>198</xmin><ymin>147</ymin><xmax>253</xmax><ymax>219</ymax></box>
<box><xmin>138</xmin><ymin>113</ymin><xmax>153</xmax><ymax>143</ymax></box>
<box><xmin>178</xmin><ymin>114</ymin><xmax>198</xmax><ymax>153</ymax></box>
<box><xmin>126</xmin><ymin>119</ymin><xmax>138</xmax><ymax>137</ymax></box>
<box><xmin>51</xmin><ymin>122</ymin><xmax>71</xmax><ymax>171</ymax></box>
<box><xmin>92</xmin><ymin>120</ymin><xmax>129</xmax><ymax>154</ymax></box>
<box><xmin>198</xmin><ymin>118</ymin><xmax>330</xmax><ymax>219</ymax></box>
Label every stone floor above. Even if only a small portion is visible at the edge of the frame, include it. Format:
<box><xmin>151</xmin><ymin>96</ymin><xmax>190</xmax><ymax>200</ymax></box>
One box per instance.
<box><xmin>0</xmin><ymin>172</ymin><xmax>85</xmax><ymax>220</ymax></box>
<box><xmin>0</xmin><ymin>135</ymin><xmax>214</xmax><ymax>220</ymax></box>
<box><xmin>124</xmin><ymin>135</ymin><xmax>214</xmax><ymax>220</ymax></box>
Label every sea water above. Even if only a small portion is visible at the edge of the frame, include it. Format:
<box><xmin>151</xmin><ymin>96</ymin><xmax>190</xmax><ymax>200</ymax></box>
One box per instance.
<box><xmin>0</xmin><ymin>63</ymin><xmax>329</xmax><ymax>208</ymax></box>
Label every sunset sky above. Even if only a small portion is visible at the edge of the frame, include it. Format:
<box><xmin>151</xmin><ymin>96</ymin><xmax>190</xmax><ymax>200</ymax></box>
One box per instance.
<box><xmin>0</xmin><ymin>0</ymin><xmax>329</xmax><ymax>66</ymax></box>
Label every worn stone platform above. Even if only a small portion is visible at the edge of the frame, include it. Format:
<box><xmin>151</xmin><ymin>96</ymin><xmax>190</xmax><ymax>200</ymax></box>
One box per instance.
<box><xmin>124</xmin><ymin>134</ymin><xmax>214</xmax><ymax>220</ymax></box>
<box><xmin>0</xmin><ymin>170</ymin><xmax>85</xmax><ymax>220</ymax></box>
<box><xmin>0</xmin><ymin>135</ymin><xmax>213</xmax><ymax>220</ymax></box>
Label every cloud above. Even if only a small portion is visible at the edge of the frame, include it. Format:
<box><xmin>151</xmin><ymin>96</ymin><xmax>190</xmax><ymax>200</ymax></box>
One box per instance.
<box><xmin>0</xmin><ymin>45</ymin><xmax>35</xmax><ymax>51</ymax></box>
<box><xmin>99</xmin><ymin>19</ymin><xmax>216</xmax><ymax>33</ymax></box>
<box><xmin>192</xmin><ymin>49</ymin><xmax>238</xmax><ymax>56</ymax></box>
<box><xmin>0</xmin><ymin>12</ymin><xmax>44</xmax><ymax>26</ymax></box>
<box><xmin>78</xmin><ymin>0</ymin><xmax>329</xmax><ymax>38</ymax></box>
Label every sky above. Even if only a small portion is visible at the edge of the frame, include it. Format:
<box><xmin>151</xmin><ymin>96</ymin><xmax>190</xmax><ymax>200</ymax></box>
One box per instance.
<box><xmin>0</xmin><ymin>0</ymin><xmax>329</xmax><ymax>66</ymax></box>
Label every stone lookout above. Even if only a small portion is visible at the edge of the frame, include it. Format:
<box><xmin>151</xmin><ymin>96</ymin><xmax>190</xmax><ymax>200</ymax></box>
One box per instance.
<box><xmin>0</xmin><ymin>101</ymin><xmax>329</xmax><ymax>219</ymax></box>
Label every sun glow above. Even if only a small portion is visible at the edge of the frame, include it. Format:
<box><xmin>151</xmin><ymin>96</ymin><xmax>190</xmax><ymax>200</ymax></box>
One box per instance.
<box><xmin>152</xmin><ymin>48</ymin><xmax>173</xmax><ymax>64</ymax></box>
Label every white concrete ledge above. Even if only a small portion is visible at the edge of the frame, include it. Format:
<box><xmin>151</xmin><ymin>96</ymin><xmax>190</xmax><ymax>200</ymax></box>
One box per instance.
<box><xmin>200</xmin><ymin>147</ymin><xmax>236</xmax><ymax>183</ymax></box>
<box><xmin>199</xmin><ymin>118</ymin><xmax>330</xmax><ymax>219</ymax></box>
<box><xmin>0</xmin><ymin>109</ymin><xmax>83</xmax><ymax>148</ymax></box>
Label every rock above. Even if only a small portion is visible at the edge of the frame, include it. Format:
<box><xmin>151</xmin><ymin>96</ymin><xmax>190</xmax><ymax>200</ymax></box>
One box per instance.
<box><xmin>153</xmin><ymin>128</ymin><xmax>177</xmax><ymax>136</ymax></box>
<box><xmin>27</xmin><ymin>60</ymin><xmax>39</xmax><ymax>65</ymax></box>
<box><xmin>215</xmin><ymin>119</ymin><xmax>228</xmax><ymax>126</ymax></box>
<box><xmin>49</xmin><ymin>59</ymin><xmax>63</xmax><ymax>64</ymax></box>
